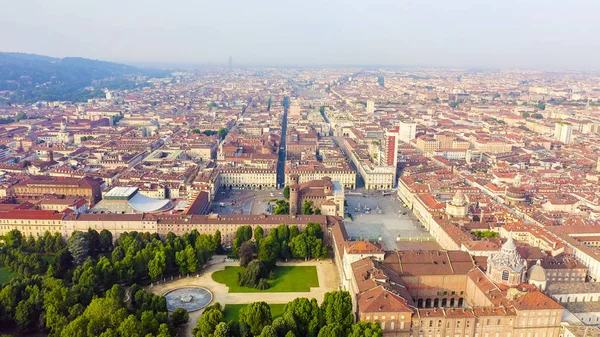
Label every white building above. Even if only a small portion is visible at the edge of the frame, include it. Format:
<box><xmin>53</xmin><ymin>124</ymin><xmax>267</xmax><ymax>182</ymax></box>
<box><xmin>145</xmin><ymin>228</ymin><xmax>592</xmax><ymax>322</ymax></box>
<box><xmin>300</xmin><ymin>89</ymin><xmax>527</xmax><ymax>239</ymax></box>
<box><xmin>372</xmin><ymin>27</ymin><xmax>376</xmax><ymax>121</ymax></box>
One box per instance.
<box><xmin>554</xmin><ymin>122</ymin><xmax>573</xmax><ymax>145</ymax></box>
<box><xmin>366</xmin><ymin>100</ymin><xmax>375</xmax><ymax>114</ymax></box>
<box><xmin>398</xmin><ymin>121</ymin><xmax>417</xmax><ymax>143</ymax></box>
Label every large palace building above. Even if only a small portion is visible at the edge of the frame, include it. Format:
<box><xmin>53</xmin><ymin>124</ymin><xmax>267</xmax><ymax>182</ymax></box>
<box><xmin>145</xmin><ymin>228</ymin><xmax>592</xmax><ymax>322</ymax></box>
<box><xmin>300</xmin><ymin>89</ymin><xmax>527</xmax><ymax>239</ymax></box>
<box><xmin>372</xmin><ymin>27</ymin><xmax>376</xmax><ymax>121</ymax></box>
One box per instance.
<box><xmin>288</xmin><ymin>174</ymin><xmax>345</xmax><ymax>217</ymax></box>
<box><xmin>329</xmin><ymin>222</ymin><xmax>564</xmax><ymax>337</ymax></box>
<box><xmin>0</xmin><ymin>204</ymin><xmax>565</xmax><ymax>337</ymax></box>
<box><xmin>12</xmin><ymin>176</ymin><xmax>103</xmax><ymax>206</ymax></box>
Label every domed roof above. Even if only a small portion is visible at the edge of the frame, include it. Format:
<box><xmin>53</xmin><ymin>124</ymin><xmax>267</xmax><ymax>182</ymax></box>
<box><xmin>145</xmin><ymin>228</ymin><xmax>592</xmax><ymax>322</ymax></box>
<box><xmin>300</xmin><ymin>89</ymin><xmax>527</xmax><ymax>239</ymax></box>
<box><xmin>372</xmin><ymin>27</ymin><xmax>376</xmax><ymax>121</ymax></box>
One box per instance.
<box><xmin>451</xmin><ymin>190</ymin><xmax>466</xmax><ymax>206</ymax></box>
<box><xmin>502</xmin><ymin>233</ymin><xmax>517</xmax><ymax>251</ymax></box>
<box><xmin>528</xmin><ymin>260</ymin><xmax>546</xmax><ymax>282</ymax></box>
<box><xmin>506</xmin><ymin>186</ymin><xmax>525</xmax><ymax>195</ymax></box>
<box><xmin>488</xmin><ymin>233</ymin><xmax>526</xmax><ymax>272</ymax></box>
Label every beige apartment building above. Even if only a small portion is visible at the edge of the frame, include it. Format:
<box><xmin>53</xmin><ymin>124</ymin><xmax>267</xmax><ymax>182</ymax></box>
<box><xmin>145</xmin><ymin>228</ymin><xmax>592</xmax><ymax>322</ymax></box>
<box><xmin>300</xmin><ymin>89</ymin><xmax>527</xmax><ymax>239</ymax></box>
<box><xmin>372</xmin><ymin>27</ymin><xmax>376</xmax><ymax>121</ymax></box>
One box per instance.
<box><xmin>284</xmin><ymin>162</ymin><xmax>356</xmax><ymax>189</ymax></box>
<box><xmin>472</xmin><ymin>139</ymin><xmax>512</xmax><ymax>154</ymax></box>
<box><xmin>0</xmin><ymin>210</ymin><xmax>64</xmax><ymax>237</ymax></box>
<box><xmin>63</xmin><ymin>213</ymin><xmax>157</xmax><ymax>238</ymax></box>
<box><xmin>416</xmin><ymin>136</ymin><xmax>440</xmax><ymax>153</ymax></box>
<box><xmin>218</xmin><ymin>167</ymin><xmax>277</xmax><ymax>189</ymax></box>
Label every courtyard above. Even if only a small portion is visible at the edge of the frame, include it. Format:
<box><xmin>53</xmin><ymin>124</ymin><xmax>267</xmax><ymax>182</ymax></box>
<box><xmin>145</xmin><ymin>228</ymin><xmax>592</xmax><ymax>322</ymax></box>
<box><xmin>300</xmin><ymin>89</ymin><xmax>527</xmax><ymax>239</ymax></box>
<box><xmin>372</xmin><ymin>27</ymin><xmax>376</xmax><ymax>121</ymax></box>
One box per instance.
<box><xmin>148</xmin><ymin>256</ymin><xmax>339</xmax><ymax>337</ymax></box>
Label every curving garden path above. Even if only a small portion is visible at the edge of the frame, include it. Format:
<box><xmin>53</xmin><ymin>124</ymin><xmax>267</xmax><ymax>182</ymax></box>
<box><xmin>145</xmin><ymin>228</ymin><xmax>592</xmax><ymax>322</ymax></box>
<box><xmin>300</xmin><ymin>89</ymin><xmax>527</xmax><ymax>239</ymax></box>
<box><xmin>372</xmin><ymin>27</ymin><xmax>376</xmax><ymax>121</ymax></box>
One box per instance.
<box><xmin>148</xmin><ymin>256</ymin><xmax>340</xmax><ymax>337</ymax></box>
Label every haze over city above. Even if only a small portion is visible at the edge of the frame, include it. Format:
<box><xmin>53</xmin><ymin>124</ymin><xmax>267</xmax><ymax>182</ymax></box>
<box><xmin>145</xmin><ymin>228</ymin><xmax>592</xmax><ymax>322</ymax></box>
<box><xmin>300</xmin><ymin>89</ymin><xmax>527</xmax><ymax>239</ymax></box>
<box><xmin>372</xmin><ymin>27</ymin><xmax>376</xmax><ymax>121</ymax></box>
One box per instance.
<box><xmin>4</xmin><ymin>2</ymin><xmax>600</xmax><ymax>337</ymax></box>
<box><xmin>3</xmin><ymin>0</ymin><xmax>600</xmax><ymax>69</ymax></box>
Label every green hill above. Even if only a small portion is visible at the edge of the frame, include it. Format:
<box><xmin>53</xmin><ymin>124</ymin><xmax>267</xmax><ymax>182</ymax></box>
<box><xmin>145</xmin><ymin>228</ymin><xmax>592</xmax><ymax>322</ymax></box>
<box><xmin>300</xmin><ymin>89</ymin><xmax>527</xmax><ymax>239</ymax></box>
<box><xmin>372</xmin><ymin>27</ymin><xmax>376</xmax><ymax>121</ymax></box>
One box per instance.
<box><xmin>0</xmin><ymin>52</ymin><xmax>169</xmax><ymax>103</ymax></box>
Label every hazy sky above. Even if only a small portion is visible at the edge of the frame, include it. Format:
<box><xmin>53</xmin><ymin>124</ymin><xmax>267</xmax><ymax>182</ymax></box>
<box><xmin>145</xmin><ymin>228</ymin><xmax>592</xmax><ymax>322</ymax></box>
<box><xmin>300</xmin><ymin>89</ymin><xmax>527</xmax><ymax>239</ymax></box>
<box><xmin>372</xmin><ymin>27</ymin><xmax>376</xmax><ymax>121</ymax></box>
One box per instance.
<box><xmin>2</xmin><ymin>0</ymin><xmax>599</xmax><ymax>69</ymax></box>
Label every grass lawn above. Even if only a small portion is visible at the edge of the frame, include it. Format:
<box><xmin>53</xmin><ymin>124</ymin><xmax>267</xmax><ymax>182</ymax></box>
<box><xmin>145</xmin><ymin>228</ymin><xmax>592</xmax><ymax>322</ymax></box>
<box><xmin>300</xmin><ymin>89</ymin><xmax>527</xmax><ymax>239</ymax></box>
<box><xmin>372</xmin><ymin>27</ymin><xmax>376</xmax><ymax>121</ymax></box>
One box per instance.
<box><xmin>223</xmin><ymin>304</ymin><xmax>286</xmax><ymax>322</ymax></box>
<box><xmin>0</xmin><ymin>264</ymin><xmax>15</xmax><ymax>285</ymax></box>
<box><xmin>212</xmin><ymin>265</ymin><xmax>319</xmax><ymax>292</ymax></box>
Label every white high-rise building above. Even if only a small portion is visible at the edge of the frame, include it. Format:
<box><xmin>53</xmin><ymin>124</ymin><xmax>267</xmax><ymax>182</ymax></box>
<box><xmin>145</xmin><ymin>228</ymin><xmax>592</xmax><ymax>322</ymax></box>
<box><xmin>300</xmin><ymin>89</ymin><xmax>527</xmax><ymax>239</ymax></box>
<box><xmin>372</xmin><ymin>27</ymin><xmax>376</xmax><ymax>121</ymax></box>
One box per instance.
<box><xmin>398</xmin><ymin>121</ymin><xmax>417</xmax><ymax>143</ymax></box>
<box><xmin>366</xmin><ymin>100</ymin><xmax>375</xmax><ymax>114</ymax></box>
<box><xmin>554</xmin><ymin>122</ymin><xmax>573</xmax><ymax>145</ymax></box>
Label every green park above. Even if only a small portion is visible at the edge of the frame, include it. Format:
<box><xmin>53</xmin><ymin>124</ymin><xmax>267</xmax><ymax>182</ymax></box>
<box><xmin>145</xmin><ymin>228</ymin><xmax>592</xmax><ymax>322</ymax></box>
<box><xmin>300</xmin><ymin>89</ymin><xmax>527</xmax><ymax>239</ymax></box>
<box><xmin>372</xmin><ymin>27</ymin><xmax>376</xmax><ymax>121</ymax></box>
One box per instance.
<box><xmin>0</xmin><ymin>263</ymin><xmax>15</xmax><ymax>285</ymax></box>
<box><xmin>212</xmin><ymin>265</ymin><xmax>318</xmax><ymax>292</ymax></box>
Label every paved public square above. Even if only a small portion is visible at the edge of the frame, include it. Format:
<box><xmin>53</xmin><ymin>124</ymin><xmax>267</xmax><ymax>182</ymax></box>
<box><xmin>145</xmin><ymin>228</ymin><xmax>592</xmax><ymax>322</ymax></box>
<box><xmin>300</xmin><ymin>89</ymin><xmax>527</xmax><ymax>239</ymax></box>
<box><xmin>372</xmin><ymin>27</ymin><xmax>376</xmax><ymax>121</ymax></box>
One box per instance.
<box><xmin>211</xmin><ymin>188</ymin><xmax>440</xmax><ymax>251</ymax></box>
<box><xmin>344</xmin><ymin>190</ymin><xmax>439</xmax><ymax>250</ymax></box>
<box><xmin>211</xmin><ymin>188</ymin><xmax>283</xmax><ymax>215</ymax></box>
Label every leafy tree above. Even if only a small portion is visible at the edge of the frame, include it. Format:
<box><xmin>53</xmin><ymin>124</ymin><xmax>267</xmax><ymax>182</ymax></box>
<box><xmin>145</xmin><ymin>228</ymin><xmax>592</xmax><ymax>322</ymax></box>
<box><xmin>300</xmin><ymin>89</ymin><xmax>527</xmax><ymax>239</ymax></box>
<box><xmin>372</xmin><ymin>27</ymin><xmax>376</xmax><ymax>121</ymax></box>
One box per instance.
<box><xmin>273</xmin><ymin>200</ymin><xmax>289</xmax><ymax>215</ymax></box>
<box><xmin>99</xmin><ymin>229</ymin><xmax>113</xmax><ymax>252</ymax></box>
<box><xmin>148</xmin><ymin>251</ymin><xmax>166</xmax><ymax>281</ymax></box>
<box><xmin>280</xmin><ymin>241</ymin><xmax>291</xmax><ymax>261</ymax></box>
<box><xmin>186</xmin><ymin>245</ymin><xmax>198</xmax><ymax>273</ymax></box>
<box><xmin>191</xmin><ymin>128</ymin><xmax>201</xmax><ymax>134</ymax></box>
<box><xmin>237</xmin><ymin>261</ymin><xmax>268</xmax><ymax>289</ymax></box>
<box><xmin>275</xmin><ymin>225</ymin><xmax>289</xmax><ymax>243</ymax></box>
<box><xmin>214</xmin><ymin>230</ymin><xmax>224</xmax><ymax>254</ymax></box>
<box><xmin>289</xmin><ymin>226</ymin><xmax>300</xmax><ymax>241</ymax></box>
<box><xmin>347</xmin><ymin>322</ymin><xmax>382</xmax><ymax>337</ymax></box>
<box><xmin>302</xmin><ymin>200</ymin><xmax>314</xmax><ymax>215</ymax></box>
<box><xmin>15</xmin><ymin>300</ymin><xmax>34</xmax><ymax>331</ymax></box>
<box><xmin>157</xmin><ymin>323</ymin><xmax>171</xmax><ymax>337</ymax></box>
<box><xmin>236</xmin><ymin>226</ymin><xmax>253</xmax><ymax>243</ymax></box>
<box><xmin>239</xmin><ymin>302</ymin><xmax>272</xmax><ymax>336</ymax></box>
<box><xmin>257</xmin><ymin>278</ymin><xmax>270</xmax><ymax>290</ymax></box>
<box><xmin>254</xmin><ymin>226</ymin><xmax>264</xmax><ymax>245</ymax></box>
<box><xmin>522</xmin><ymin>112</ymin><xmax>530</xmax><ymax>118</ymax></box>
<box><xmin>259</xmin><ymin>325</ymin><xmax>278</xmax><ymax>337</ymax></box>
<box><xmin>283</xmin><ymin>298</ymin><xmax>321</xmax><ymax>337</ymax></box>
<box><xmin>87</xmin><ymin>229</ymin><xmax>101</xmax><ymax>257</ymax></box>
<box><xmin>5</xmin><ymin>229</ymin><xmax>23</xmax><ymax>248</ymax></box>
<box><xmin>537</xmin><ymin>102</ymin><xmax>546</xmax><ymax>110</ymax></box>
<box><xmin>291</xmin><ymin>234</ymin><xmax>309</xmax><ymax>260</ymax></box>
<box><xmin>117</xmin><ymin>314</ymin><xmax>143</xmax><ymax>337</ymax></box>
<box><xmin>239</xmin><ymin>241</ymin><xmax>254</xmax><ymax>268</ymax></box>
<box><xmin>214</xmin><ymin>322</ymin><xmax>230</xmax><ymax>337</ymax></box>
<box><xmin>272</xmin><ymin>317</ymin><xmax>289</xmax><ymax>337</ymax></box>
<box><xmin>195</xmin><ymin>303</ymin><xmax>223</xmax><ymax>337</ymax></box>
<box><xmin>317</xmin><ymin>324</ymin><xmax>344</xmax><ymax>337</ymax></box>
<box><xmin>68</xmin><ymin>231</ymin><xmax>90</xmax><ymax>265</ymax></box>
<box><xmin>175</xmin><ymin>249</ymin><xmax>189</xmax><ymax>274</ymax></box>
<box><xmin>283</xmin><ymin>186</ymin><xmax>290</xmax><ymax>199</ymax></box>
<box><xmin>321</xmin><ymin>291</ymin><xmax>353</xmax><ymax>331</ymax></box>
<box><xmin>258</xmin><ymin>236</ymin><xmax>279</xmax><ymax>269</ymax></box>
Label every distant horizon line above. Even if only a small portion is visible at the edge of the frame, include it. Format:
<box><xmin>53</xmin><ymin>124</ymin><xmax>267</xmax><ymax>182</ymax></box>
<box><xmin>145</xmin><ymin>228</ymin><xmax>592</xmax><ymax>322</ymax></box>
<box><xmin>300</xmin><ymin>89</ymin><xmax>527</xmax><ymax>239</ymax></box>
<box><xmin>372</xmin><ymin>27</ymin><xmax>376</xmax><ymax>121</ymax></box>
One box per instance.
<box><xmin>3</xmin><ymin>50</ymin><xmax>599</xmax><ymax>73</ymax></box>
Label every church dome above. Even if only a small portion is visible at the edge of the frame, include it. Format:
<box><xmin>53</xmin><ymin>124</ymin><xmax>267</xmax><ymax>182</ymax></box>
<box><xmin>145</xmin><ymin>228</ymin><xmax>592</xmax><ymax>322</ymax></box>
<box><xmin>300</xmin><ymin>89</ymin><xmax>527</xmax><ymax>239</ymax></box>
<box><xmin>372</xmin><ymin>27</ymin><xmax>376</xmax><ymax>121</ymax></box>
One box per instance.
<box><xmin>528</xmin><ymin>260</ymin><xmax>546</xmax><ymax>283</ymax></box>
<box><xmin>451</xmin><ymin>190</ymin><xmax>466</xmax><ymax>206</ymax></box>
<box><xmin>488</xmin><ymin>234</ymin><xmax>526</xmax><ymax>272</ymax></box>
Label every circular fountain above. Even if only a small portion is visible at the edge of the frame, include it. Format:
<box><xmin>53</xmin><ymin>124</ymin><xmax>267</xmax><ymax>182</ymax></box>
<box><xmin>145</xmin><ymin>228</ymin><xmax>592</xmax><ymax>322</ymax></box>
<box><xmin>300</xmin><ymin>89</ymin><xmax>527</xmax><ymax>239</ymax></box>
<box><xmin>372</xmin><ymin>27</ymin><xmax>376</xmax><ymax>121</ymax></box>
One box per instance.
<box><xmin>164</xmin><ymin>287</ymin><xmax>213</xmax><ymax>312</ymax></box>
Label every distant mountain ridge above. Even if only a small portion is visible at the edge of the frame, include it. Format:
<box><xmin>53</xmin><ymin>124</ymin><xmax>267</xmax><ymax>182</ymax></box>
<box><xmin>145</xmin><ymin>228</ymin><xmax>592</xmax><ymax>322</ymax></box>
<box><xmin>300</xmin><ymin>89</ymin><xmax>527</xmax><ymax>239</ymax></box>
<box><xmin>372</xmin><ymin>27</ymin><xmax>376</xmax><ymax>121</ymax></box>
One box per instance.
<box><xmin>0</xmin><ymin>52</ymin><xmax>169</xmax><ymax>103</ymax></box>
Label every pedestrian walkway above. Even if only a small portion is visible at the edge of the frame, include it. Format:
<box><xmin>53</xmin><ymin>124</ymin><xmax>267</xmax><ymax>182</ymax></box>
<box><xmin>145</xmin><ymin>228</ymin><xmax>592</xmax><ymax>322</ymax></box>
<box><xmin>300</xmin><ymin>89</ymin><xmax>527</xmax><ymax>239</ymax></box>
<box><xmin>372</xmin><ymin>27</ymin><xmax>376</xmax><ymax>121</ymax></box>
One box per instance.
<box><xmin>148</xmin><ymin>256</ymin><xmax>340</xmax><ymax>337</ymax></box>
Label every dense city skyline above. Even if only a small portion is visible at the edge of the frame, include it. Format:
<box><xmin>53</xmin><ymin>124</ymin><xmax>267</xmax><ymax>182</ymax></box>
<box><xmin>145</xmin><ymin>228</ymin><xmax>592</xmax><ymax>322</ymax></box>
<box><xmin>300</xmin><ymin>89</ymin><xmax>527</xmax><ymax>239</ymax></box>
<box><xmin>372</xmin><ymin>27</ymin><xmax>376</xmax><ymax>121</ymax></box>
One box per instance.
<box><xmin>3</xmin><ymin>0</ymin><xmax>600</xmax><ymax>69</ymax></box>
<box><xmin>4</xmin><ymin>3</ymin><xmax>600</xmax><ymax>337</ymax></box>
